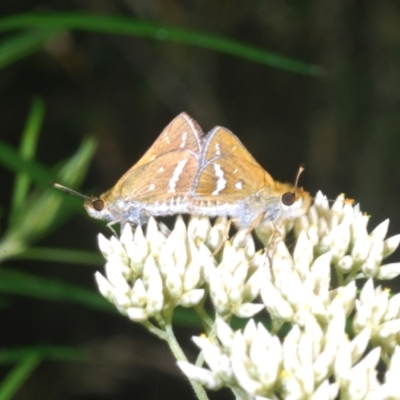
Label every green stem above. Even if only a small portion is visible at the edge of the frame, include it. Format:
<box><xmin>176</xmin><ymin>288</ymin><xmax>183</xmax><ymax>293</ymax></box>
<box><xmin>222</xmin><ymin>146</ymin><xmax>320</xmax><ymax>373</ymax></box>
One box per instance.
<box><xmin>141</xmin><ymin>321</ymin><xmax>167</xmax><ymax>340</ymax></box>
<box><xmin>164</xmin><ymin>323</ymin><xmax>209</xmax><ymax>400</ymax></box>
<box><xmin>194</xmin><ymin>305</ymin><xmax>214</xmax><ymax>333</ymax></box>
<box><xmin>335</xmin><ymin>265</ymin><xmax>344</xmax><ymax>286</ymax></box>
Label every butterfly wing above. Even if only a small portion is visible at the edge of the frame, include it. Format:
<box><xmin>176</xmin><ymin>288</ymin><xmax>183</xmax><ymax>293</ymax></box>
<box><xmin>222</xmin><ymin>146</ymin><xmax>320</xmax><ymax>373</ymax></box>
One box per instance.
<box><xmin>191</xmin><ymin>126</ymin><xmax>274</xmax><ymax>201</ymax></box>
<box><xmin>116</xmin><ymin>150</ymin><xmax>199</xmax><ymax>201</ymax></box>
<box><xmin>200</xmin><ymin>126</ymin><xmax>259</xmax><ymax>164</ymax></box>
<box><xmin>107</xmin><ymin>113</ymin><xmax>203</xmax><ymax>198</ymax></box>
<box><xmin>132</xmin><ymin>112</ymin><xmax>203</xmax><ymax>170</ymax></box>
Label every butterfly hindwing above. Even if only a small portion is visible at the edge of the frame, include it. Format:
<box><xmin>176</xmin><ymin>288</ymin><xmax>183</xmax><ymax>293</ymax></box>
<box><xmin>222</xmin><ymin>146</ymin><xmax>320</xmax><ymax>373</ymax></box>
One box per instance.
<box><xmin>192</xmin><ymin>155</ymin><xmax>270</xmax><ymax>200</ymax></box>
<box><xmin>191</xmin><ymin>126</ymin><xmax>273</xmax><ymax>200</ymax></box>
<box><xmin>200</xmin><ymin>126</ymin><xmax>259</xmax><ymax>165</ymax></box>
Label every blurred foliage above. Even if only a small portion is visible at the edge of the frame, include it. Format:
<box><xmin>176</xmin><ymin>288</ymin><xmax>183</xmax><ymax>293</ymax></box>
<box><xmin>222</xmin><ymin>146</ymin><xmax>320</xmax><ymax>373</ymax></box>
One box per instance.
<box><xmin>0</xmin><ymin>13</ymin><xmax>323</xmax><ymax>75</ymax></box>
<box><xmin>0</xmin><ymin>98</ymin><xmax>104</xmax><ymax>398</ymax></box>
<box><xmin>0</xmin><ymin>98</ymin><xmax>97</xmax><ymax>259</ymax></box>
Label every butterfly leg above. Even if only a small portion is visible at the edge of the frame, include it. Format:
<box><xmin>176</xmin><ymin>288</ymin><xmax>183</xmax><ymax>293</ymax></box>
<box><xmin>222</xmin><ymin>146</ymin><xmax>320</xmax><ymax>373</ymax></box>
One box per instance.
<box><xmin>210</xmin><ymin>218</ymin><xmax>232</xmax><ymax>257</ymax></box>
<box><xmin>231</xmin><ymin>211</ymin><xmax>267</xmax><ymax>250</ymax></box>
<box><xmin>139</xmin><ymin>208</ymin><xmax>152</xmax><ymax>226</ymax></box>
<box><xmin>141</xmin><ymin>208</ymin><xmax>172</xmax><ymax>236</ymax></box>
<box><xmin>263</xmin><ymin>222</ymin><xmax>287</xmax><ymax>263</ymax></box>
<box><xmin>106</xmin><ymin>220</ymin><xmax>121</xmax><ymax>237</ymax></box>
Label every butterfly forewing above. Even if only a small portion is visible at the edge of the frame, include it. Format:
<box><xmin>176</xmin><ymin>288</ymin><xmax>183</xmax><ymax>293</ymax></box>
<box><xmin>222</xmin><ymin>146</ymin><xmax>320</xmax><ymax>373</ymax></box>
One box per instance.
<box><xmin>108</xmin><ymin>112</ymin><xmax>203</xmax><ymax>198</ymax></box>
<box><xmin>117</xmin><ymin>150</ymin><xmax>199</xmax><ymax>201</ymax></box>
<box><xmin>132</xmin><ymin>112</ymin><xmax>203</xmax><ymax>170</ymax></box>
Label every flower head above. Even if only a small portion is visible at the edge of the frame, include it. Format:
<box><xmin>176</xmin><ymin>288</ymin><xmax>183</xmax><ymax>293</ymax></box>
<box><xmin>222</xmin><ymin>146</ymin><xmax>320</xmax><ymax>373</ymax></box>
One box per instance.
<box><xmin>94</xmin><ymin>192</ymin><xmax>400</xmax><ymax>399</ymax></box>
<box><xmin>295</xmin><ymin>191</ymin><xmax>400</xmax><ymax>280</ymax></box>
<box><xmin>95</xmin><ymin>216</ymin><xmax>264</xmax><ymax>322</ymax></box>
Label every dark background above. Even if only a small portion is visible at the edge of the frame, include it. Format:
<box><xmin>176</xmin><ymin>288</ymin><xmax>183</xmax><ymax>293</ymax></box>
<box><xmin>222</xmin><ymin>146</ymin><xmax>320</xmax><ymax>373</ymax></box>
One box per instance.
<box><xmin>1</xmin><ymin>1</ymin><xmax>400</xmax><ymax>399</ymax></box>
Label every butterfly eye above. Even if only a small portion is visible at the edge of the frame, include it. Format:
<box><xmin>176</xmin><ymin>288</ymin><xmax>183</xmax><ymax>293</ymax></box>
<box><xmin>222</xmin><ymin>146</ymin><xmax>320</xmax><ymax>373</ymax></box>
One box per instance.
<box><xmin>92</xmin><ymin>199</ymin><xmax>105</xmax><ymax>211</ymax></box>
<box><xmin>282</xmin><ymin>192</ymin><xmax>295</xmax><ymax>206</ymax></box>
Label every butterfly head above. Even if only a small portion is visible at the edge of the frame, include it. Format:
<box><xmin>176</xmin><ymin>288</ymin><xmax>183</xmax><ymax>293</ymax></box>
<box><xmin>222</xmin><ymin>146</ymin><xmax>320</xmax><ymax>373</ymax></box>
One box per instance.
<box><xmin>253</xmin><ymin>180</ymin><xmax>312</xmax><ymax>244</ymax></box>
<box><xmin>83</xmin><ymin>190</ymin><xmax>128</xmax><ymax>223</ymax></box>
<box><xmin>84</xmin><ymin>195</ymin><xmax>109</xmax><ymax>220</ymax></box>
<box><xmin>271</xmin><ymin>181</ymin><xmax>312</xmax><ymax>222</ymax></box>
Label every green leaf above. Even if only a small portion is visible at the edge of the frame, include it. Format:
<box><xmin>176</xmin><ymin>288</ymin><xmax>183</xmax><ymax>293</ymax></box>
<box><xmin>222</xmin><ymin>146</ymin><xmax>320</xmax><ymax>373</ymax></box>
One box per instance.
<box><xmin>10</xmin><ymin>97</ymin><xmax>45</xmax><ymax>224</ymax></box>
<box><xmin>0</xmin><ymin>28</ymin><xmax>61</xmax><ymax>69</ymax></box>
<box><xmin>0</xmin><ymin>139</ymin><xmax>53</xmax><ymax>188</ymax></box>
<box><xmin>14</xmin><ymin>247</ymin><xmax>104</xmax><ymax>266</ymax></box>
<box><xmin>0</xmin><ymin>352</ymin><xmax>41</xmax><ymax>400</ymax></box>
<box><xmin>0</xmin><ymin>346</ymin><xmax>86</xmax><ymax>400</ymax></box>
<box><xmin>54</xmin><ymin>136</ymin><xmax>97</xmax><ymax>189</ymax></box>
<box><xmin>0</xmin><ymin>267</ymin><xmax>114</xmax><ymax>313</ymax></box>
<box><xmin>0</xmin><ymin>136</ymin><xmax>97</xmax><ymax>261</ymax></box>
<box><xmin>0</xmin><ymin>13</ymin><xmax>324</xmax><ymax>75</ymax></box>
<box><xmin>0</xmin><ymin>346</ymin><xmax>85</xmax><ymax>365</ymax></box>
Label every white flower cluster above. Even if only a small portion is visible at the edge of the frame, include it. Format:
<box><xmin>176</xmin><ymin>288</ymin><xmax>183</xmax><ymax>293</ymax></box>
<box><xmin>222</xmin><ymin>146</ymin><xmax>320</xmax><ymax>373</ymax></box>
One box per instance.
<box><xmin>295</xmin><ymin>192</ymin><xmax>400</xmax><ymax>280</ymax></box>
<box><xmin>95</xmin><ymin>215</ymin><xmax>262</xmax><ymax>322</ymax></box>
<box><xmin>260</xmin><ymin>237</ymin><xmax>356</xmax><ymax>329</ymax></box>
<box><xmin>354</xmin><ymin>279</ymin><xmax>400</xmax><ymax>355</ymax></box>
<box><xmin>94</xmin><ymin>193</ymin><xmax>400</xmax><ymax>399</ymax></box>
<box><xmin>179</xmin><ymin>313</ymin><xmax>400</xmax><ymax>399</ymax></box>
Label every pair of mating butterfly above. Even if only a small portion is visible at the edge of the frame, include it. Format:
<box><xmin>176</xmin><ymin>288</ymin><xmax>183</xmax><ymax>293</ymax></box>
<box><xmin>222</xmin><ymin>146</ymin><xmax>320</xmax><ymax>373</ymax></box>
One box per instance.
<box><xmin>55</xmin><ymin>113</ymin><xmax>311</xmax><ymax>240</ymax></box>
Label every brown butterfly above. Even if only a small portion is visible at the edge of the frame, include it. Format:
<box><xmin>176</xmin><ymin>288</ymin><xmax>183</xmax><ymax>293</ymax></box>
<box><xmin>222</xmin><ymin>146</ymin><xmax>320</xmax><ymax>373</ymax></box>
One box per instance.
<box><xmin>54</xmin><ymin>113</ymin><xmax>203</xmax><ymax>225</ymax></box>
<box><xmin>187</xmin><ymin>126</ymin><xmax>311</xmax><ymax>235</ymax></box>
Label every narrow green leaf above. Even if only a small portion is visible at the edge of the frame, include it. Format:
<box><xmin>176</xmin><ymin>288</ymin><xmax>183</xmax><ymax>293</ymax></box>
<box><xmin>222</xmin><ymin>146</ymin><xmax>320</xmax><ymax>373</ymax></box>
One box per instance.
<box><xmin>10</xmin><ymin>97</ymin><xmax>45</xmax><ymax>223</ymax></box>
<box><xmin>0</xmin><ymin>13</ymin><xmax>324</xmax><ymax>75</ymax></box>
<box><xmin>14</xmin><ymin>247</ymin><xmax>104</xmax><ymax>266</ymax></box>
<box><xmin>54</xmin><ymin>136</ymin><xmax>97</xmax><ymax>189</ymax></box>
<box><xmin>0</xmin><ymin>352</ymin><xmax>41</xmax><ymax>400</ymax></box>
<box><xmin>0</xmin><ymin>139</ymin><xmax>52</xmax><ymax>187</ymax></box>
<box><xmin>0</xmin><ymin>28</ymin><xmax>61</xmax><ymax>69</ymax></box>
<box><xmin>0</xmin><ymin>346</ymin><xmax>85</xmax><ymax>364</ymax></box>
<box><xmin>0</xmin><ymin>126</ymin><xmax>96</xmax><ymax>193</ymax></box>
<box><xmin>0</xmin><ymin>267</ymin><xmax>114</xmax><ymax>313</ymax></box>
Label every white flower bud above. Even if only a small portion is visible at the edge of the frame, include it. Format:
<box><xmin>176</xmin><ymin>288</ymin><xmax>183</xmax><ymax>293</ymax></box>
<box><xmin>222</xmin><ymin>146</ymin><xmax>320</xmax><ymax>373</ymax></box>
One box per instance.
<box><xmin>94</xmin><ymin>272</ymin><xmax>114</xmax><ymax>300</ymax></box>
<box><xmin>330</xmin><ymin>223</ymin><xmax>351</xmax><ymax>260</ymax></box>
<box><xmin>187</xmin><ymin>215</ymin><xmax>211</xmax><ymax>243</ymax></box>
<box><xmin>126</xmin><ymin>307</ymin><xmax>148</xmax><ymax>322</ymax></box>
<box><xmin>165</xmin><ymin>266</ymin><xmax>183</xmax><ymax>300</ymax></box>
<box><xmin>180</xmin><ymin>289</ymin><xmax>204</xmax><ymax>307</ymax></box>
<box><xmin>337</xmin><ymin>254</ymin><xmax>354</xmax><ymax>272</ymax></box>
<box><xmin>376</xmin><ymin>263</ymin><xmax>400</xmax><ymax>280</ymax></box>
<box><xmin>177</xmin><ymin>361</ymin><xmax>223</xmax><ymax>389</ymax></box>
<box><xmin>97</xmin><ymin>233</ymin><xmax>112</xmax><ymax>258</ymax></box>
<box><xmin>104</xmin><ymin>261</ymin><xmax>130</xmax><ymax>290</ymax></box>
<box><xmin>386</xmin><ymin>293</ymin><xmax>400</xmax><ymax>320</ymax></box>
<box><xmin>383</xmin><ymin>234</ymin><xmax>400</xmax><ymax>258</ymax></box>
<box><xmin>234</xmin><ymin>303</ymin><xmax>264</xmax><ymax>318</ymax></box>
<box><xmin>130</xmin><ymin>279</ymin><xmax>146</xmax><ymax>307</ymax></box>
<box><xmin>143</xmin><ymin>256</ymin><xmax>163</xmax><ymax>314</ymax></box>
<box><xmin>371</xmin><ymin>219</ymin><xmax>389</xmax><ymax>242</ymax></box>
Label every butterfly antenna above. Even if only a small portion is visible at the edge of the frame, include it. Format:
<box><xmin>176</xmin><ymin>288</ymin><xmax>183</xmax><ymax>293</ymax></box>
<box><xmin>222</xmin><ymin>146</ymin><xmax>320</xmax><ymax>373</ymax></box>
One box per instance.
<box><xmin>294</xmin><ymin>163</ymin><xmax>305</xmax><ymax>192</ymax></box>
<box><xmin>51</xmin><ymin>182</ymin><xmax>91</xmax><ymax>201</ymax></box>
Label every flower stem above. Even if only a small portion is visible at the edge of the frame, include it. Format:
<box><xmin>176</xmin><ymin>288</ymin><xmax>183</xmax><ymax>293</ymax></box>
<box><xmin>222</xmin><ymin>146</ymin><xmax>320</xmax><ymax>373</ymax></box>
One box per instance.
<box><xmin>164</xmin><ymin>323</ymin><xmax>209</xmax><ymax>400</ymax></box>
<box><xmin>335</xmin><ymin>266</ymin><xmax>344</xmax><ymax>286</ymax></box>
<box><xmin>194</xmin><ymin>304</ymin><xmax>214</xmax><ymax>333</ymax></box>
